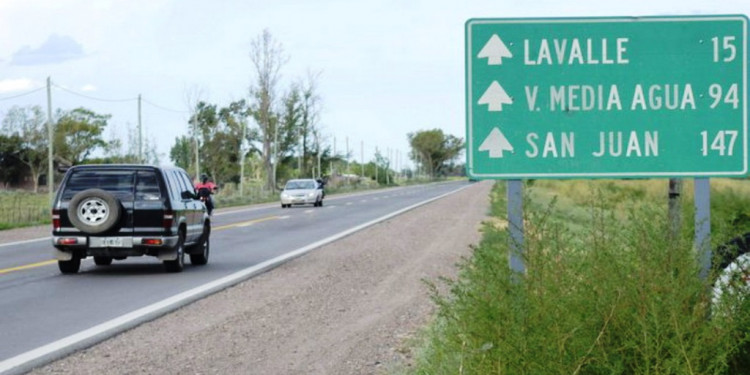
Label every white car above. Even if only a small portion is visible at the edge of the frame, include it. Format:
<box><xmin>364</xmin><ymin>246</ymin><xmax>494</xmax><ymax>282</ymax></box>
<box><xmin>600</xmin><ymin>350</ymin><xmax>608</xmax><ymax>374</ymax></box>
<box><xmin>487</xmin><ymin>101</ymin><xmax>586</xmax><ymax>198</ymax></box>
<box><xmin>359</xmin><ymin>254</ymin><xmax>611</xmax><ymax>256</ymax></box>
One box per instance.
<box><xmin>280</xmin><ymin>179</ymin><xmax>324</xmax><ymax>208</ymax></box>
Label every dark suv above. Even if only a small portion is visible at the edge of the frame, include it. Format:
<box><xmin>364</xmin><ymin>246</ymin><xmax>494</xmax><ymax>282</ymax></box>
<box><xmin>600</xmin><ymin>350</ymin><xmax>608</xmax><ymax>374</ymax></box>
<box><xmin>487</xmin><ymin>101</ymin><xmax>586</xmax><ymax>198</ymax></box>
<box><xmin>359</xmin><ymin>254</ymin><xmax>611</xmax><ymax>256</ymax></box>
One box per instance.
<box><xmin>51</xmin><ymin>164</ymin><xmax>210</xmax><ymax>274</ymax></box>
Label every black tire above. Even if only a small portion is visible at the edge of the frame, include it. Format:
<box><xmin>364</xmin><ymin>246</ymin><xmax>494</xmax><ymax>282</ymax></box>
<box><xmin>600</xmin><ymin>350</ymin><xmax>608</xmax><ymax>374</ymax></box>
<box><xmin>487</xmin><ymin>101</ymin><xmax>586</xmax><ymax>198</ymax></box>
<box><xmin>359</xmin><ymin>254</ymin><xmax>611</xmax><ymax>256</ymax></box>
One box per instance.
<box><xmin>164</xmin><ymin>231</ymin><xmax>185</xmax><ymax>273</ymax></box>
<box><xmin>68</xmin><ymin>189</ymin><xmax>122</xmax><ymax>234</ymax></box>
<box><xmin>58</xmin><ymin>255</ymin><xmax>81</xmax><ymax>274</ymax></box>
<box><xmin>94</xmin><ymin>256</ymin><xmax>113</xmax><ymax>266</ymax></box>
<box><xmin>189</xmin><ymin>225</ymin><xmax>210</xmax><ymax>266</ymax></box>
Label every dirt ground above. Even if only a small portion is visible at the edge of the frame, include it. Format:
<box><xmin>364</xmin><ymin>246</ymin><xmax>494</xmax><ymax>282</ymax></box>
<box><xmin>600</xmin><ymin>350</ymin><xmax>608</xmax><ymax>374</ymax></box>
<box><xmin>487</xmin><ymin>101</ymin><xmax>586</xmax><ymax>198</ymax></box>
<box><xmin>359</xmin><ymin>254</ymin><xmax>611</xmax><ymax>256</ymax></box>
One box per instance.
<box><xmin>25</xmin><ymin>180</ymin><xmax>493</xmax><ymax>375</ymax></box>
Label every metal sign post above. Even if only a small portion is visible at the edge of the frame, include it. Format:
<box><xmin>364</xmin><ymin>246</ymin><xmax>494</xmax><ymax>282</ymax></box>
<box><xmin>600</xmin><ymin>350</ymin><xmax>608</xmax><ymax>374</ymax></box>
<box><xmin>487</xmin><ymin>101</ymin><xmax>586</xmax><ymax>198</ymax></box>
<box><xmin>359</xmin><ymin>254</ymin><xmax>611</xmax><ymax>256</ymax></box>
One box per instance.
<box><xmin>508</xmin><ymin>180</ymin><xmax>525</xmax><ymax>275</ymax></box>
<box><xmin>695</xmin><ymin>178</ymin><xmax>712</xmax><ymax>280</ymax></box>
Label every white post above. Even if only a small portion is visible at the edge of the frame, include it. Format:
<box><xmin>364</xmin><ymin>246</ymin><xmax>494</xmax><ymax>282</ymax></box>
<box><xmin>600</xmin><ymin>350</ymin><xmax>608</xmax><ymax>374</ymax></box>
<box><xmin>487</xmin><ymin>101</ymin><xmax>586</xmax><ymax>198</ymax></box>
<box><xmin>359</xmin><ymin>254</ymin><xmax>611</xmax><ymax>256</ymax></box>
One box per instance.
<box><xmin>46</xmin><ymin>77</ymin><xmax>54</xmax><ymax>204</ymax></box>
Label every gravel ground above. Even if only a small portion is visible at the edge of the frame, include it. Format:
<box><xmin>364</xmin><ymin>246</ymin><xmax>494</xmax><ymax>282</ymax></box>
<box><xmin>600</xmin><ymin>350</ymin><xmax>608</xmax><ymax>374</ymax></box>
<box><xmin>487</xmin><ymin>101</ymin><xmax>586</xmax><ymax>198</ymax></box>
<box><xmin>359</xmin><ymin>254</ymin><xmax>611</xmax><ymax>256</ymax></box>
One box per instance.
<box><xmin>24</xmin><ymin>181</ymin><xmax>493</xmax><ymax>375</ymax></box>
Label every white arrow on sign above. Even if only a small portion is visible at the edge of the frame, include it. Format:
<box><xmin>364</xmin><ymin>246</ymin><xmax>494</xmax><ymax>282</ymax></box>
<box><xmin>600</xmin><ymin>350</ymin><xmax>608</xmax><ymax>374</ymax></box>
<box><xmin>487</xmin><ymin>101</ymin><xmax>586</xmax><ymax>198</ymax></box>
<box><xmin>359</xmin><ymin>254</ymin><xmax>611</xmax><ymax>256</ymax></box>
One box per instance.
<box><xmin>478</xmin><ymin>81</ymin><xmax>513</xmax><ymax>111</ymax></box>
<box><xmin>479</xmin><ymin>127</ymin><xmax>514</xmax><ymax>158</ymax></box>
<box><xmin>477</xmin><ymin>34</ymin><xmax>513</xmax><ymax>65</ymax></box>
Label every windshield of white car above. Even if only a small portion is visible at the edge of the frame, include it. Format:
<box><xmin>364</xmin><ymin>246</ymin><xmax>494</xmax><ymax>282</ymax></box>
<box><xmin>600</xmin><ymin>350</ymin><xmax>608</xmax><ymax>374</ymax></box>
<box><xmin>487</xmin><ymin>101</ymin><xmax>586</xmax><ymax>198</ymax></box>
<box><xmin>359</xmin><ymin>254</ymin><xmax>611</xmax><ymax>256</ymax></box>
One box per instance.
<box><xmin>285</xmin><ymin>181</ymin><xmax>316</xmax><ymax>190</ymax></box>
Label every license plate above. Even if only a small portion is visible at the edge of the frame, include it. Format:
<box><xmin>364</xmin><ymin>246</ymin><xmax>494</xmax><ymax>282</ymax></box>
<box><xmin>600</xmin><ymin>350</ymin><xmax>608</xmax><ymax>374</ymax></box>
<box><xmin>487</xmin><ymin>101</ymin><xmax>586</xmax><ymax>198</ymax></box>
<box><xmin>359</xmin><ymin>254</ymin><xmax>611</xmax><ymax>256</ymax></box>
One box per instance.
<box><xmin>91</xmin><ymin>237</ymin><xmax>131</xmax><ymax>248</ymax></box>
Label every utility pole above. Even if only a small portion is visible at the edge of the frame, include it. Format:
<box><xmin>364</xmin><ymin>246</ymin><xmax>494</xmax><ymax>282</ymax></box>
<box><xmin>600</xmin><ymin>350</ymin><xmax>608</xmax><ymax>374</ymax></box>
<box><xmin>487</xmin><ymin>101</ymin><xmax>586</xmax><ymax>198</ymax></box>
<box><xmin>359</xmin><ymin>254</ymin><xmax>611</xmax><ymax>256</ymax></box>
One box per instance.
<box><xmin>193</xmin><ymin>115</ymin><xmax>200</xmax><ymax>182</ymax></box>
<box><xmin>375</xmin><ymin>146</ymin><xmax>379</xmax><ymax>183</ymax></box>
<box><xmin>46</xmin><ymin>77</ymin><xmax>54</xmax><ymax>204</ymax></box>
<box><xmin>298</xmin><ymin>133</ymin><xmax>302</xmax><ymax>178</ymax></box>
<box><xmin>272</xmin><ymin>121</ymin><xmax>278</xmax><ymax>189</ymax></box>
<box><xmin>360</xmin><ymin>140</ymin><xmax>364</xmax><ymax>177</ymax></box>
<box><xmin>385</xmin><ymin>148</ymin><xmax>391</xmax><ymax>186</ymax></box>
<box><xmin>239</xmin><ymin>118</ymin><xmax>247</xmax><ymax>196</ymax></box>
<box><xmin>137</xmin><ymin>94</ymin><xmax>143</xmax><ymax>164</ymax></box>
<box><xmin>345</xmin><ymin>137</ymin><xmax>349</xmax><ymax>175</ymax></box>
<box><xmin>316</xmin><ymin>132</ymin><xmax>321</xmax><ymax>179</ymax></box>
<box><xmin>330</xmin><ymin>136</ymin><xmax>335</xmax><ymax>177</ymax></box>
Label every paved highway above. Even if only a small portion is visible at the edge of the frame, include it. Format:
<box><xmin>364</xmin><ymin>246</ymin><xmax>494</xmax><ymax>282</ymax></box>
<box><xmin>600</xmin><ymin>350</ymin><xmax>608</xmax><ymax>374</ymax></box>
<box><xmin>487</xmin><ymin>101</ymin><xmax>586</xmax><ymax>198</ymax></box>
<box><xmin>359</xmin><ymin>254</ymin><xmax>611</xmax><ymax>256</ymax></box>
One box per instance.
<box><xmin>0</xmin><ymin>181</ymin><xmax>471</xmax><ymax>374</ymax></box>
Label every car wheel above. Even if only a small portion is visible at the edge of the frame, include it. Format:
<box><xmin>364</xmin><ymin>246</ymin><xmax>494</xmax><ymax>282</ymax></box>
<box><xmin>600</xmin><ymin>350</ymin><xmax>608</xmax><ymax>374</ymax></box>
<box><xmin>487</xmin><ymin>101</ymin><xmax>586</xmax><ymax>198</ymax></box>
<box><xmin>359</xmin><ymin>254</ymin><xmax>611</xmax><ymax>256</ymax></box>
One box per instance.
<box><xmin>189</xmin><ymin>225</ymin><xmax>210</xmax><ymax>266</ymax></box>
<box><xmin>58</xmin><ymin>255</ymin><xmax>81</xmax><ymax>274</ymax></box>
<box><xmin>68</xmin><ymin>189</ymin><xmax>122</xmax><ymax>234</ymax></box>
<box><xmin>94</xmin><ymin>256</ymin><xmax>113</xmax><ymax>266</ymax></box>
<box><xmin>164</xmin><ymin>231</ymin><xmax>185</xmax><ymax>273</ymax></box>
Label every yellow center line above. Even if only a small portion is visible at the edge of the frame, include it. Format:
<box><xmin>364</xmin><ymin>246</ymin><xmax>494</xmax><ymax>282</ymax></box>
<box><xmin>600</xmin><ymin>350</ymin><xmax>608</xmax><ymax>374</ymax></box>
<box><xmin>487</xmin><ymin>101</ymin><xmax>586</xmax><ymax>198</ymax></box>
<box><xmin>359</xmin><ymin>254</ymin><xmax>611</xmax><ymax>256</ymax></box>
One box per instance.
<box><xmin>0</xmin><ymin>260</ymin><xmax>57</xmax><ymax>275</ymax></box>
<box><xmin>214</xmin><ymin>215</ymin><xmax>280</xmax><ymax>230</ymax></box>
<box><xmin>0</xmin><ymin>215</ymin><xmax>281</xmax><ymax>275</ymax></box>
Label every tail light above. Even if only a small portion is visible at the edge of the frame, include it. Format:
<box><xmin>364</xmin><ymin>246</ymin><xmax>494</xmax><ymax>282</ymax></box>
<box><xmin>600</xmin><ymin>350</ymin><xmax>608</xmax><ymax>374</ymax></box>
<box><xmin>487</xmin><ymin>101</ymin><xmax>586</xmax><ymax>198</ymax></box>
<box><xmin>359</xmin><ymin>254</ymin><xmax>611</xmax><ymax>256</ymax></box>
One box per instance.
<box><xmin>163</xmin><ymin>210</ymin><xmax>174</xmax><ymax>229</ymax></box>
<box><xmin>57</xmin><ymin>238</ymin><xmax>79</xmax><ymax>245</ymax></box>
<box><xmin>52</xmin><ymin>209</ymin><xmax>61</xmax><ymax>231</ymax></box>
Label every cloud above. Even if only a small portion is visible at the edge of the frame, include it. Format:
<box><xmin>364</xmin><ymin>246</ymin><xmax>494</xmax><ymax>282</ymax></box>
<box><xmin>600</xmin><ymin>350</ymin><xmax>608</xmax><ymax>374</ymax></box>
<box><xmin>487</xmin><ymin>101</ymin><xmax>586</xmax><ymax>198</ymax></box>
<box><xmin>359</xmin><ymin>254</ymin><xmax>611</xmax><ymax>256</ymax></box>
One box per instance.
<box><xmin>80</xmin><ymin>84</ymin><xmax>97</xmax><ymax>92</ymax></box>
<box><xmin>10</xmin><ymin>34</ymin><xmax>85</xmax><ymax>65</ymax></box>
<box><xmin>0</xmin><ymin>78</ymin><xmax>37</xmax><ymax>93</ymax></box>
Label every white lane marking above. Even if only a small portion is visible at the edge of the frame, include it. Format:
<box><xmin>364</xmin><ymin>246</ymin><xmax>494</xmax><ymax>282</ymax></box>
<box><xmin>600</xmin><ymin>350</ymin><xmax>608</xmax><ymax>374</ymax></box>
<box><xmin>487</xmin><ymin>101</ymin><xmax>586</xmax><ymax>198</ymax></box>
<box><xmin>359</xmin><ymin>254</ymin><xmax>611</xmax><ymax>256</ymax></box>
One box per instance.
<box><xmin>0</xmin><ymin>183</ymin><xmax>473</xmax><ymax>375</ymax></box>
<box><xmin>0</xmin><ymin>237</ymin><xmax>51</xmax><ymax>249</ymax></box>
<box><xmin>278</xmin><ymin>216</ymin><xmax>290</xmax><ymax>220</ymax></box>
<box><xmin>346</xmin><ymin>202</ymin><xmax>353</xmax><ymax>206</ymax></box>
<box><xmin>304</xmin><ymin>209</ymin><xmax>314</xmax><ymax>214</ymax></box>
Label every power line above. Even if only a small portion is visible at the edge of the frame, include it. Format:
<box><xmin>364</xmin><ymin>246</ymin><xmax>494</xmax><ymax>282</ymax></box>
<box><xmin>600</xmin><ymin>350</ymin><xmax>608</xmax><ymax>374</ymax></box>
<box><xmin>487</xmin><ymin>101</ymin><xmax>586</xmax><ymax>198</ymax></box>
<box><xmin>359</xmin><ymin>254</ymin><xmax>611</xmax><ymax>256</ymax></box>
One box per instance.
<box><xmin>52</xmin><ymin>83</ymin><xmax>136</xmax><ymax>103</ymax></box>
<box><xmin>141</xmin><ymin>98</ymin><xmax>188</xmax><ymax>114</ymax></box>
<box><xmin>50</xmin><ymin>83</ymin><xmax>188</xmax><ymax>114</ymax></box>
<box><xmin>0</xmin><ymin>87</ymin><xmax>45</xmax><ymax>102</ymax></box>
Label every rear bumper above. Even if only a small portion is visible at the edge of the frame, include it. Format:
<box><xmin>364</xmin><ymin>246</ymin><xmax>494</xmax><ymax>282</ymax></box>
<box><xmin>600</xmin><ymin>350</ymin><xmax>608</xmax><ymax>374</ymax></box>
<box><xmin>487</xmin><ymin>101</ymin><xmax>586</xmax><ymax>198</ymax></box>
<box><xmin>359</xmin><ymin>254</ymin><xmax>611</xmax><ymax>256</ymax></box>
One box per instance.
<box><xmin>280</xmin><ymin>196</ymin><xmax>317</xmax><ymax>205</ymax></box>
<box><xmin>52</xmin><ymin>235</ymin><xmax>179</xmax><ymax>260</ymax></box>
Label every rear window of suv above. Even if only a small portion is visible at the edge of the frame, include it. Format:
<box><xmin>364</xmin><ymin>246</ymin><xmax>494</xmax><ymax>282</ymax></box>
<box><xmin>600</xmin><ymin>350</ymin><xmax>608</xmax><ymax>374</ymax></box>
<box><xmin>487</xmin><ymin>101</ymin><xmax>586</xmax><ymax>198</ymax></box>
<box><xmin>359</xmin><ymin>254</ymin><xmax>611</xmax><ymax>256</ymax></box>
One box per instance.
<box><xmin>61</xmin><ymin>170</ymin><xmax>163</xmax><ymax>202</ymax></box>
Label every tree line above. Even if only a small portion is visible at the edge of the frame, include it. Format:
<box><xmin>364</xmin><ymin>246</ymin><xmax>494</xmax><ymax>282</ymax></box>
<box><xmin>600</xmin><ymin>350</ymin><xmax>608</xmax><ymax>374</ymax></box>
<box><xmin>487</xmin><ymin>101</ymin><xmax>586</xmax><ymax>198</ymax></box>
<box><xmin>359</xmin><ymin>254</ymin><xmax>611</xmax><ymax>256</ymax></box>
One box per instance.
<box><xmin>0</xmin><ymin>30</ymin><xmax>465</xmax><ymax>193</ymax></box>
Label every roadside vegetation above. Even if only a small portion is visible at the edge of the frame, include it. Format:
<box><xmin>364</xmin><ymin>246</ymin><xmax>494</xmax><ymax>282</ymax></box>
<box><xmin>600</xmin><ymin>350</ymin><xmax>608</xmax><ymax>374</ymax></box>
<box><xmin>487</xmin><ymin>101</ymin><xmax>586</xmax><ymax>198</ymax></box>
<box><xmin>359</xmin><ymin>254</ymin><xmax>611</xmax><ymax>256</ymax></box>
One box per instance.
<box><xmin>406</xmin><ymin>178</ymin><xmax>750</xmax><ymax>374</ymax></box>
<box><xmin>0</xmin><ymin>175</ymin><xmax>449</xmax><ymax>230</ymax></box>
<box><xmin>0</xmin><ymin>191</ymin><xmax>49</xmax><ymax>230</ymax></box>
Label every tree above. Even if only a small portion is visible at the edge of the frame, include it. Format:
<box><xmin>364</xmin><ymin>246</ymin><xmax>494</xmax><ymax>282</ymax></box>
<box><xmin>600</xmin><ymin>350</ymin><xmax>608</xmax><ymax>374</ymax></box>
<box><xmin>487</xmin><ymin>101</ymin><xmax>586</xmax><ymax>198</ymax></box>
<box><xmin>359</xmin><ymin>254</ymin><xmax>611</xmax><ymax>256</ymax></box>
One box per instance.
<box><xmin>170</xmin><ymin>136</ymin><xmax>193</xmax><ymax>171</ymax></box>
<box><xmin>191</xmin><ymin>102</ymin><xmax>221</xmax><ymax>181</ymax></box>
<box><xmin>278</xmin><ymin>84</ymin><xmax>302</xmax><ymax>163</ymax></box>
<box><xmin>182</xmin><ymin>100</ymin><xmax>250</xmax><ymax>184</ymax></box>
<box><xmin>0</xmin><ymin>134</ymin><xmax>26</xmax><ymax>187</ymax></box>
<box><xmin>99</xmin><ymin>122</ymin><xmax>159</xmax><ymax>165</ymax></box>
<box><xmin>54</xmin><ymin>107</ymin><xmax>109</xmax><ymax>165</ymax></box>
<box><xmin>408</xmin><ymin>129</ymin><xmax>464</xmax><ymax>178</ymax></box>
<box><xmin>217</xmin><ymin>99</ymin><xmax>251</xmax><ymax>183</ymax></box>
<box><xmin>297</xmin><ymin>72</ymin><xmax>322</xmax><ymax>178</ymax></box>
<box><xmin>248</xmin><ymin>28</ymin><xmax>288</xmax><ymax>191</ymax></box>
<box><xmin>1</xmin><ymin>105</ymin><xmax>49</xmax><ymax>192</ymax></box>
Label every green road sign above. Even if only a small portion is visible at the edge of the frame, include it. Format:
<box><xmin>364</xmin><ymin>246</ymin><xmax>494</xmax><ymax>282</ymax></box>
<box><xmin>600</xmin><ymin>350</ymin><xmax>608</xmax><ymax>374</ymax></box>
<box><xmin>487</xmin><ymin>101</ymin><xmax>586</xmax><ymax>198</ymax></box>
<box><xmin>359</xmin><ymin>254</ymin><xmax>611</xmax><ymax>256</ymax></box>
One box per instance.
<box><xmin>466</xmin><ymin>15</ymin><xmax>749</xmax><ymax>179</ymax></box>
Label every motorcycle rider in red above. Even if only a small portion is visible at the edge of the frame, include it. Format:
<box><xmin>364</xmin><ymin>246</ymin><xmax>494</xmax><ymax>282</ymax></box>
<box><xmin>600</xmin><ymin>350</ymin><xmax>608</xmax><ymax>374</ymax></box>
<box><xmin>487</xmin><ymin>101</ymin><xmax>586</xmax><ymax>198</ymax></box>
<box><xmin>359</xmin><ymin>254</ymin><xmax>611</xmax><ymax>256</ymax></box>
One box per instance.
<box><xmin>195</xmin><ymin>174</ymin><xmax>218</xmax><ymax>215</ymax></box>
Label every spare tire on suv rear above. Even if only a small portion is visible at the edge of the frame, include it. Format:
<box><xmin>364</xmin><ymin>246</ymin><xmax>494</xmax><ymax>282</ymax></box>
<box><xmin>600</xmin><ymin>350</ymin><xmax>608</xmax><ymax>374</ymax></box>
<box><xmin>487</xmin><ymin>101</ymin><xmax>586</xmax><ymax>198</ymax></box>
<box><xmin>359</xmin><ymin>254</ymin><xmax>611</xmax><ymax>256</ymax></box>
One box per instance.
<box><xmin>68</xmin><ymin>188</ymin><xmax>122</xmax><ymax>234</ymax></box>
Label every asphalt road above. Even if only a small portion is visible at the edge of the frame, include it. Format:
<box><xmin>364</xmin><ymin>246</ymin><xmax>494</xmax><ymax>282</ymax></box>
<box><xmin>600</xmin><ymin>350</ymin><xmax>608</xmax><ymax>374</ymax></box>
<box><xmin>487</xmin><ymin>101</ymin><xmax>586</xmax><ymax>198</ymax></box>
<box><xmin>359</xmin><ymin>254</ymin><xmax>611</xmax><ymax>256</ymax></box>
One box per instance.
<box><xmin>0</xmin><ymin>181</ymin><xmax>470</xmax><ymax>373</ymax></box>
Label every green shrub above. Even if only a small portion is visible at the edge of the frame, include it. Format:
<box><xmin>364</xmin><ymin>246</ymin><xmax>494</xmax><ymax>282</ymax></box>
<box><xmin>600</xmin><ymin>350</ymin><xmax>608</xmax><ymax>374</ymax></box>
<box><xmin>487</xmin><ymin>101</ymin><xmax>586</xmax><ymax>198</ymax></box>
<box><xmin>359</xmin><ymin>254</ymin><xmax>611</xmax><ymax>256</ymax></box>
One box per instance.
<box><xmin>409</xmin><ymin>181</ymin><xmax>750</xmax><ymax>375</ymax></box>
<box><xmin>0</xmin><ymin>191</ymin><xmax>49</xmax><ymax>230</ymax></box>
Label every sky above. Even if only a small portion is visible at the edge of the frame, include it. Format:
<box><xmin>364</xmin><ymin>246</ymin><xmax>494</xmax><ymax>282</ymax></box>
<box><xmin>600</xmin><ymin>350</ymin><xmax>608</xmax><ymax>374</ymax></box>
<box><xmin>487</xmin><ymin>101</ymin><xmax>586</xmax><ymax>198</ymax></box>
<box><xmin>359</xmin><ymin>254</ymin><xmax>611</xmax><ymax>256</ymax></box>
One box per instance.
<box><xmin>0</xmin><ymin>0</ymin><xmax>748</xmax><ymax>169</ymax></box>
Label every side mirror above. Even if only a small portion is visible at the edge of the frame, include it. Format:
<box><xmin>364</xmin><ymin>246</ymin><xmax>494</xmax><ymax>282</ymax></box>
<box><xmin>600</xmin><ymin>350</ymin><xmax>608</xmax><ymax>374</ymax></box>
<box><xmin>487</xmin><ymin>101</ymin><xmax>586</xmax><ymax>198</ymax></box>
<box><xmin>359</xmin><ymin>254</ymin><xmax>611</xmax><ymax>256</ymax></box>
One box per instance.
<box><xmin>181</xmin><ymin>190</ymin><xmax>197</xmax><ymax>200</ymax></box>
